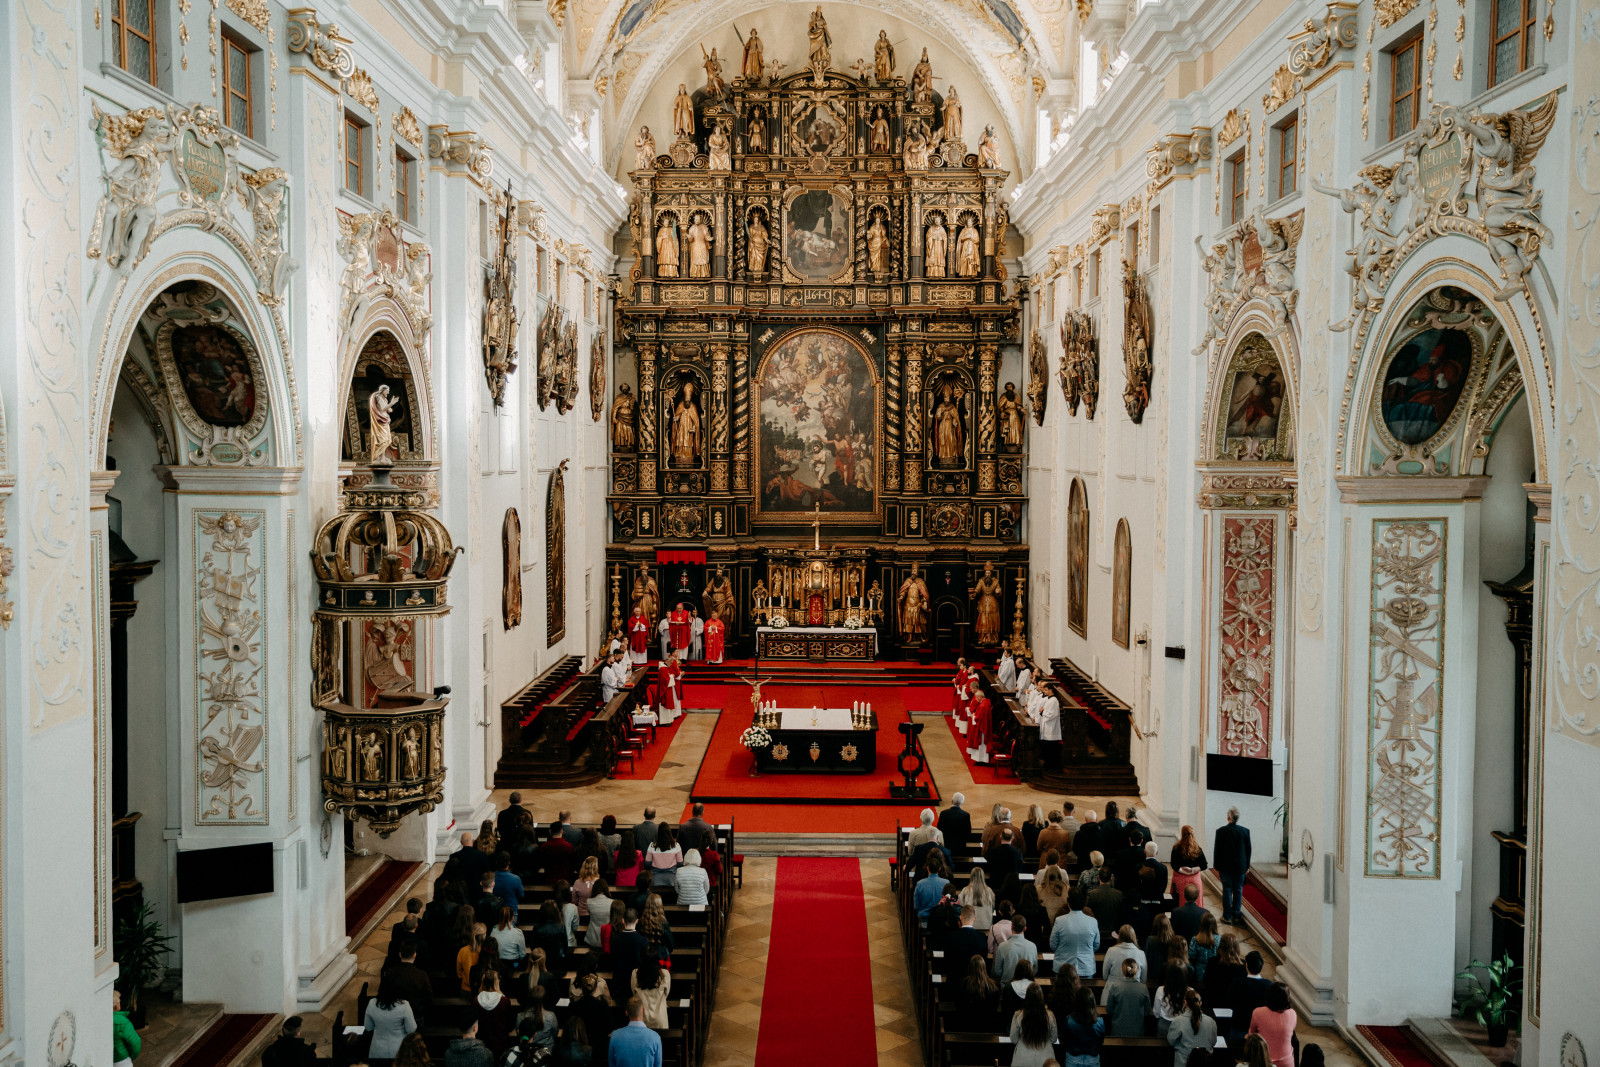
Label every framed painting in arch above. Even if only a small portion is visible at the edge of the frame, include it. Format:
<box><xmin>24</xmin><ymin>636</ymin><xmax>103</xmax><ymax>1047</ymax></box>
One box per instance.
<box><xmin>1067</xmin><ymin>478</ymin><xmax>1089</xmax><ymax>638</ymax></box>
<box><xmin>754</xmin><ymin>328</ymin><xmax>879</xmax><ymax>522</ymax></box>
<box><xmin>1369</xmin><ymin>286</ymin><xmax>1488</xmax><ymax>455</ymax></box>
<box><xmin>783</xmin><ymin>187</ymin><xmax>853</xmax><ymax>284</ymax></box>
<box><xmin>1112</xmin><ymin>518</ymin><xmax>1131</xmax><ymax>648</ymax></box>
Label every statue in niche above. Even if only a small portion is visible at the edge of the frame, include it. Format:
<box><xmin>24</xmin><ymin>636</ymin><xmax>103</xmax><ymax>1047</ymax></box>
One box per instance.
<box><xmin>708</xmin><ymin>123</ymin><xmax>731</xmax><ymax>170</ymax></box>
<box><xmin>742</xmin><ymin>28</ymin><xmax>764</xmax><ymax>81</ymax></box>
<box><xmin>367</xmin><ymin>384</ymin><xmax>398</xmax><ymax>464</ymax></box>
<box><xmin>747</xmin><ymin>108</ymin><xmax>767</xmax><ymax>153</ymax></box>
<box><xmin>634</xmin><ymin>126</ymin><xmax>656</xmax><ymax>169</ymax></box>
<box><xmin>401</xmin><ymin>727</ymin><xmax>422</xmax><ymax>778</ymax></box>
<box><xmin>956</xmin><ymin>218</ymin><xmax>981</xmax><ymax>276</ymax></box>
<box><xmin>874</xmin><ymin>30</ymin><xmax>896</xmax><ymax>83</ymax></box>
<box><xmin>329</xmin><ymin>726</ymin><xmax>349</xmax><ymax>779</ymax></box>
<box><xmin>656</xmin><ymin>216</ymin><xmax>680</xmax><ymax>277</ymax></box>
<box><xmin>359</xmin><ymin>731</ymin><xmax>385</xmax><ymax>781</ymax></box>
<box><xmin>702</xmin><ymin>45</ymin><xmax>725</xmax><ymax>96</ymax></box>
<box><xmin>943</xmin><ymin>86</ymin><xmax>964</xmax><ymax>143</ymax></box>
<box><xmin>808</xmin><ymin>7</ymin><xmax>832</xmax><ymax>76</ymax></box>
<box><xmin>631</xmin><ymin>566</ymin><xmax>660</xmax><ymax>620</ymax></box>
<box><xmin>611</xmin><ymin>383</ymin><xmax>637</xmax><ymax>451</ymax></box>
<box><xmin>747</xmin><ymin>213</ymin><xmax>769</xmax><ymax>274</ymax></box>
<box><xmin>932</xmin><ymin>381</ymin><xmax>966</xmax><ymax>466</ymax></box>
<box><xmin>897</xmin><ymin>562</ymin><xmax>930</xmax><ymax>643</ymax></box>
<box><xmin>911</xmin><ymin>48</ymin><xmax>934</xmax><ymax>104</ymax></box>
<box><xmin>999</xmin><ymin>382</ymin><xmax>1024</xmax><ymax>448</ymax></box>
<box><xmin>925</xmin><ymin>218</ymin><xmax>948</xmax><ymax>278</ymax></box>
<box><xmin>687</xmin><ymin>213</ymin><xmax>712</xmax><ymax>278</ymax></box>
<box><xmin>670</xmin><ymin>378</ymin><xmax>703</xmax><ymax>467</ymax></box>
<box><xmin>904</xmin><ymin>121</ymin><xmax>932</xmax><ymax>169</ymax></box>
<box><xmin>870</xmin><ymin>106</ymin><xmax>891</xmax><ymax>153</ymax></box>
<box><xmin>971</xmin><ymin>561</ymin><xmax>1004</xmax><ymax>645</ymax></box>
<box><xmin>979</xmin><ymin>125</ymin><xmax>999</xmax><ymax>168</ymax></box>
<box><xmin>703</xmin><ymin>567</ymin><xmax>734</xmax><ymax>623</ymax></box>
<box><xmin>867</xmin><ymin>214</ymin><xmax>891</xmax><ymax>273</ymax></box>
<box><xmin>672</xmin><ymin>84</ymin><xmax>695</xmax><ymax>139</ymax></box>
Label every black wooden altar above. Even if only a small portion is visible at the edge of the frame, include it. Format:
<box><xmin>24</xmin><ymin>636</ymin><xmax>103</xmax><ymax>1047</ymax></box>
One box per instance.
<box><xmin>604</xmin><ymin>48</ymin><xmax>1030</xmax><ymax>660</ymax></box>
<box><xmin>753</xmin><ymin>708</ymin><xmax>879</xmax><ymax>774</ymax></box>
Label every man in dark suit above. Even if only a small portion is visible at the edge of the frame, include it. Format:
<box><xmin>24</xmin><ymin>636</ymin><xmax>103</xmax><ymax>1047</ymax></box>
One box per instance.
<box><xmin>260</xmin><ymin>1017</ymin><xmax>320</xmax><ymax>1067</ymax></box>
<box><xmin>496</xmin><ymin>792</ymin><xmax>529</xmax><ymax>840</ymax></box>
<box><xmin>536</xmin><ymin>828</ymin><xmax>576</xmax><ymax>883</ymax></box>
<box><xmin>632</xmin><ymin>808</ymin><xmax>659</xmax><ymax>847</ymax></box>
<box><xmin>386</xmin><ymin>897</ymin><xmax>425</xmax><ymax>961</ymax></box>
<box><xmin>382</xmin><ymin>939</ymin><xmax>434</xmax><ymax>1025</ymax></box>
<box><xmin>1086</xmin><ymin>870</ymin><xmax>1126</xmax><ymax>940</ymax></box>
<box><xmin>948</xmin><ymin>906</ymin><xmax>990</xmax><ymax>975</ymax></box>
<box><xmin>1070</xmin><ymin>812</ymin><xmax>1102</xmax><ymax>874</ymax></box>
<box><xmin>1124</xmin><ymin>808</ymin><xmax>1154</xmax><ymax>846</ymax></box>
<box><xmin>556</xmin><ymin>809</ymin><xmax>584</xmax><ymax>847</ymax></box>
<box><xmin>1225</xmin><ymin>951</ymin><xmax>1273</xmax><ymax>1041</ymax></box>
<box><xmin>679</xmin><ymin>802</ymin><xmax>716</xmax><ymax>854</ymax></box>
<box><xmin>938</xmin><ymin>792</ymin><xmax>973</xmax><ymax>855</ymax></box>
<box><xmin>1137</xmin><ymin>842</ymin><xmax>1168</xmax><ymax>899</ymax></box>
<box><xmin>1169</xmin><ymin>883</ymin><xmax>1207</xmax><ymax>938</ymax></box>
<box><xmin>1100</xmin><ymin>800</ymin><xmax>1126</xmax><ymax>842</ymax></box>
<box><xmin>984</xmin><ymin>828</ymin><xmax>1025</xmax><ymax>905</ymax></box>
<box><xmin>452</xmin><ymin>831</ymin><xmax>491</xmax><ymax>890</ymax></box>
<box><xmin>1111</xmin><ymin>828</ymin><xmax>1148</xmax><ymax>894</ymax></box>
<box><xmin>609</xmin><ymin>907</ymin><xmax>651</xmax><ymax>994</ymax></box>
<box><xmin>1213</xmin><ymin>805</ymin><xmax>1253</xmax><ymax>924</ymax></box>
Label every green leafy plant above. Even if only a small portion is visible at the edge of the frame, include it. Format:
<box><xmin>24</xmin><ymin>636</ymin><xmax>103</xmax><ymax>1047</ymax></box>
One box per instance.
<box><xmin>114</xmin><ymin>901</ymin><xmax>175</xmax><ymax>1012</ymax></box>
<box><xmin>1456</xmin><ymin>954</ymin><xmax>1521</xmax><ymax>1028</ymax></box>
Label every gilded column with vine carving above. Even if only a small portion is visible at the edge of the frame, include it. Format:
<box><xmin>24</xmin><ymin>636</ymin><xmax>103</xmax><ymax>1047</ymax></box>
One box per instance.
<box><xmin>638</xmin><ymin>340</ymin><xmax>659</xmax><ymax>491</ymax></box>
<box><xmin>710</xmin><ymin>340</ymin><xmax>730</xmax><ymax>491</ymax></box>
<box><xmin>978</xmin><ymin>341</ymin><xmax>998</xmax><ymax>490</ymax></box>
<box><xmin>732</xmin><ymin>343</ymin><xmax>750</xmax><ymax>491</ymax></box>
<box><xmin>903</xmin><ymin>341</ymin><xmax>924</xmax><ymax>489</ymax></box>
<box><xmin>884</xmin><ymin>341</ymin><xmax>903</xmax><ymax>492</ymax></box>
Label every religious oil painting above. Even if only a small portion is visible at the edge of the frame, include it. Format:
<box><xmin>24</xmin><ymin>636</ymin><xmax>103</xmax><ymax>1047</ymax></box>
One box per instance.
<box><xmin>1068</xmin><ymin>478</ymin><xmax>1089</xmax><ymax>638</ymax></box>
<box><xmin>1225</xmin><ymin>365</ymin><xmax>1284</xmax><ymax>440</ymax></box>
<box><xmin>170</xmin><ymin>323</ymin><xmax>257</xmax><ymax>427</ymax></box>
<box><xmin>785</xmin><ymin>188</ymin><xmax>852</xmax><ymax>282</ymax></box>
<box><xmin>1112</xmin><ymin>518</ymin><xmax>1131</xmax><ymax>649</ymax></box>
<box><xmin>1379</xmin><ymin>312</ymin><xmax>1475</xmax><ymax>446</ymax></box>
<box><xmin>756</xmin><ymin>329</ymin><xmax>877</xmax><ymax>519</ymax></box>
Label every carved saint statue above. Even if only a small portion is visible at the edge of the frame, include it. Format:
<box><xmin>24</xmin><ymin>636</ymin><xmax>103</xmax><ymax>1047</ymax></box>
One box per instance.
<box><xmin>329</xmin><ymin>726</ymin><xmax>349</xmax><ymax>779</ymax></box>
<box><xmin>360</xmin><ymin>732</ymin><xmax>385</xmax><ymax>781</ymax></box>
<box><xmin>932</xmin><ymin>382</ymin><xmax>966</xmax><ymax>466</ymax></box>
<box><xmin>631</xmin><ymin>566</ymin><xmax>661</xmax><ymax>620</ymax></box>
<box><xmin>867</xmin><ymin>214</ymin><xmax>891</xmax><ymax>273</ymax></box>
<box><xmin>911</xmin><ymin>48</ymin><xmax>934</xmax><ymax>104</ymax></box>
<box><xmin>656</xmin><ymin>216</ymin><xmax>680</xmax><ymax>277</ymax></box>
<box><xmin>956</xmin><ymin>218</ymin><xmax>981</xmax><ymax>276</ymax></box>
<box><xmin>747</xmin><ymin>213</ymin><xmax>769</xmax><ymax>274</ymax></box>
<box><xmin>672</xmin><ymin>84</ymin><xmax>695</xmax><ymax>139</ymax></box>
<box><xmin>703</xmin><ymin>567</ymin><xmax>734</xmax><ymax>622</ymax></box>
<box><xmin>401</xmin><ymin>727</ymin><xmax>422</xmax><ymax>779</ymax></box>
<box><xmin>634</xmin><ymin>125</ymin><xmax>657</xmax><ymax>169</ymax></box>
<box><xmin>611</xmin><ymin>383</ymin><xmax>637</xmax><ymax>452</ymax></box>
<box><xmin>999</xmin><ymin>382</ymin><xmax>1025</xmax><ymax>448</ymax></box>
<box><xmin>742</xmin><ymin>28</ymin><xmax>764</xmax><ymax>81</ymax></box>
<box><xmin>874</xmin><ymin>30</ymin><xmax>896</xmax><ymax>82</ymax></box>
<box><xmin>971</xmin><ymin>560</ymin><xmax>1004</xmax><ymax>646</ymax></box>
<box><xmin>747</xmin><ymin>108</ymin><xmax>767</xmax><ymax>153</ymax></box>
<box><xmin>368</xmin><ymin>384</ymin><xmax>398</xmax><ymax>464</ymax></box>
<box><xmin>925</xmin><ymin>218</ymin><xmax>949</xmax><ymax>278</ymax></box>
<box><xmin>670</xmin><ymin>378</ymin><xmax>703</xmax><ymax>467</ymax></box>
<box><xmin>807</xmin><ymin>7</ymin><xmax>832</xmax><ymax>73</ymax></box>
<box><xmin>707</xmin><ymin>123</ymin><xmax>731</xmax><ymax>170</ymax></box>
<box><xmin>897</xmin><ymin>563</ymin><xmax>930</xmax><ymax>642</ymax></box>
<box><xmin>869</xmin><ymin>106</ymin><xmax>891</xmax><ymax>154</ymax></box>
<box><xmin>943</xmin><ymin>86</ymin><xmax>963</xmax><ymax>143</ymax></box>
<box><xmin>978</xmin><ymin>125</ymin><xmax>1000</xmax><ymax>168</ymax></box>
<box><xmin>903</xmin><ymin>121</ymin><xmax>931</xmax><ymax>170</ymax></box>
<box><xmin>687</xmin><ymin>213</ymin><xmax>712</xmax><ymax>278</ymax></box>
<box><xmin>702</xmin><ymin>46</ymin><xmax>725</xmax><ymax>95</ymax></box>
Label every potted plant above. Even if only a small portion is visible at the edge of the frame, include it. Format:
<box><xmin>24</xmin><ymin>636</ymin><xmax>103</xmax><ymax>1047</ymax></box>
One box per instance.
<box><xmin>115</xmin><ymin>901</ymin><xmax>175</xmax><ymax>1029</ymax></box>
<box><xmin>1457</xmin><ymin>953</ymin><xmax>1520</xmax><ymax>1047</ymax></box>
<box><xmin>1273</xmin><ymin>799</ymin><xmax>1289</xmax><ymax>863</ymax></box>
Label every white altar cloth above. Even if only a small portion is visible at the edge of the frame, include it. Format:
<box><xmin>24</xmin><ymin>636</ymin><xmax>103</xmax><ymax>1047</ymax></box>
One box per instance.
<box><xmin>774</xmin><ymin>707</ymin><xmax>856</xmax><ymax>731</ymax></box>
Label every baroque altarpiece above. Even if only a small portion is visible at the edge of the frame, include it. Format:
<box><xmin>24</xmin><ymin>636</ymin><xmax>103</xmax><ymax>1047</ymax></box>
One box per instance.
<box><xmin>607</xmin><ymin>46</ymin><xmax>1030</xmax><ymax>658</ymax></box>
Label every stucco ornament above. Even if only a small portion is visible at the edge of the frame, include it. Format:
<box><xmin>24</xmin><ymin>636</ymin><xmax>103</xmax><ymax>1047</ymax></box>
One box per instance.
<box><xmin>1194</xmin><ymin>208</ymin><xmax>1304</xmax><ymax>354</ymax></box>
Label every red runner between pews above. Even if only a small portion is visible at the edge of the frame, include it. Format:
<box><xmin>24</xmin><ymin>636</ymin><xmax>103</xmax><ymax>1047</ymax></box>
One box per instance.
<box><xmin>755</xmin><ymin>858</ymin><xmax>878</xmax><ymax>1067</ymax></box>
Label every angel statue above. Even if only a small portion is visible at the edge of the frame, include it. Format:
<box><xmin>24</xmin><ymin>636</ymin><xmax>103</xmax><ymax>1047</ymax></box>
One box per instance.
<box><xmin>634</xmin><ymin>126</ymin><xmax>656</xmax><ymax>170</ymax></box>
<box><xmin>1461</xmin><ymin>93</ymin><xmax>1558</xmax><ymax>298</ymax></box>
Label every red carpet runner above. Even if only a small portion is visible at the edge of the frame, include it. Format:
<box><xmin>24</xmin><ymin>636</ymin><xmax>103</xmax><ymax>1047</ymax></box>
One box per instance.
<box><xmin>1242</xmin><ymin>872</ymin><xmax>1288</xmax><ymax>944</ymax></box>
<box><xmin>1357</xmin><ymin>1026</ymin><xmax>1450</xmax><ymax>1067</ymax></box>
<box><xmin>344</xmin><ymin>859</ymin><xmax>422</xmax><ymax>935</ymax></box>
<box><xmin>756</xmin><ymin>858</ymin><xmax>877</xmax><ymax>1067</ymax></box>
<box><xmin>611</xmin><ymin>717</ymin><xmax>683</xmax><ymax>780</ymax></box>
<box><xmin>169</xmin><ymin>1013</ymin><xmax>277</xmax><ymax>1067</ymax></box>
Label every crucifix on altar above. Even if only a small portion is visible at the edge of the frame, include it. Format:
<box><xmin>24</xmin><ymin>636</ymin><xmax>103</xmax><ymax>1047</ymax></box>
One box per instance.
<box><xmin>811</xmin><ymin>501</ymin><xmax>822</xmax><ymax>551</ymax></box>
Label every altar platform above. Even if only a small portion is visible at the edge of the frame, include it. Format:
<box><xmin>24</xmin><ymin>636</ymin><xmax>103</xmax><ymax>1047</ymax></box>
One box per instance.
<box><xmin>755</xmin><ymin>625</ymin><xmax>878</xmax><ymax>661</ymax></box>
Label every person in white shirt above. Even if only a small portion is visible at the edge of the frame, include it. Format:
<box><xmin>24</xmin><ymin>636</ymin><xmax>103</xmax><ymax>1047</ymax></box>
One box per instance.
<box><xmin>997</xmin><ymin>648</ymin><xmax>1017</xmax><ymax>690</ymax></box>
<box><xmin>657</xmin><ymin>616</ymin><xmax>672</xmax><ymax>659</ymax></box>
<box><xmin>1037</xmin><ymin>686</ymin><xmax>1062</xmax><ymax>770</ymax></box>
<box><xmin>601</xmin><ymin>654</ymin><xmax>623</xmax><ymax>704</ymax></box>
<box><xmin>690</xmin><ymin>610</ymin><xmax>705</xmax><ymax>661</ymax></box>
<box><xmin>1014</xmin><ymin>660</ymin><xmax>1033</xmax><ymax>697</ymax></box>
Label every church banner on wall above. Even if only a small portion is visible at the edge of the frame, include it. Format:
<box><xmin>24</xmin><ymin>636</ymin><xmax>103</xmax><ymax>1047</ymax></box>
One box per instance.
<box><xmin>751</xmin><ymin>324</ymin><xmax>884</xmax><ymax>522</ymax></box>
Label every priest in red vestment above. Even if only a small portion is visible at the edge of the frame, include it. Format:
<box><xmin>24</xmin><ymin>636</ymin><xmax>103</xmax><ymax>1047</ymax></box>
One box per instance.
<box><xmin>656</xmin><ymin>653</ymin><xmax>683</xmax><ymax>724</ymax></box>
<box><xmin>627</xmin><ymin>611</ymin><xmax>652</xmax><ymax>666</ymax></box>
<box><xmin>704</xmin><ymin>611</ymin><xmax>726</xmax><ymax>664</ymax></box>
<box><xmin>669</xmin><ymin>605</ymin><xmax>692</xmax><ymax>653</ymax></box>
<box><xmin>951</xmin><ymin>659</ymin><xmax>972</xmax><ymax>735</ymax></box>
<box><xmin>967</xmin><ymin>693</ymin><xmax>992</xmax><ymax>764</ymax></box>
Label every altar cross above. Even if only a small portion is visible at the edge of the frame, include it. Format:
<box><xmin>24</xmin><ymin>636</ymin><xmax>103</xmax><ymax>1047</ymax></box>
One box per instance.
<box><xmin>812</xmin><ymin>501</ymin><xmax>822</xmax><ymax>551</ymax></box>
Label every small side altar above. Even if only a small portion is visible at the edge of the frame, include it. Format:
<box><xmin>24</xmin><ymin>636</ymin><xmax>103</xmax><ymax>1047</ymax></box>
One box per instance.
<box><xmin>752</xmin><ymin>705</ymin><xmax>879</xmax><ymax>773</ymax></box>
<box><xmin>756</xmin><ymin>625</ymin><xmax>877</xmax><ymax>661</ymax></box>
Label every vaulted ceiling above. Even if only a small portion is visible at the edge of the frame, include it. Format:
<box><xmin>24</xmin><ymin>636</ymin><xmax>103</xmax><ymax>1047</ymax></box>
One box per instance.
<box><xmin>557</xmin><ymin>0</ymin><xmax>1082</xmax><ymax>177</ymax></box>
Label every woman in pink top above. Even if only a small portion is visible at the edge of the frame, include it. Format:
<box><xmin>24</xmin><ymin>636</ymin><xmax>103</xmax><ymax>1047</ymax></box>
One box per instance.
<box><xmin>612</xmin><ymin>830</ymin><xmax>642</xmax><ymax>889</ymax></box>
<box><xmin>1247</xmin><ymin>984</ymin><xmax>1298</xmax><ymax>1067</ymax></box>
<box><xmin>573</xmin><ymin>856</ymin><xmax>601</xmax><ymax>916</ymax></box>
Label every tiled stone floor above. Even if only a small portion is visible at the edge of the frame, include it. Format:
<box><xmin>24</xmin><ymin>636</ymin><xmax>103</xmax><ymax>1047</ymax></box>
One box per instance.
<box><xmin>294</xmin><ymin>702</ymin><xmax>1366</xmax><ymax>1067</ymax></box>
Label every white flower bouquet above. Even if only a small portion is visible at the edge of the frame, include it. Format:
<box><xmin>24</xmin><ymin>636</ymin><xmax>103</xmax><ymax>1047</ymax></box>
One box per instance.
<box><xmin>739</xmin><ymin>725</ymin><xmax>773</xmax><ymax>750</ymax></box>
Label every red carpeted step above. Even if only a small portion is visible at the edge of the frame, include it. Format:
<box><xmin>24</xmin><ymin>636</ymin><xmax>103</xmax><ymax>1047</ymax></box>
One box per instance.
<box><xmin>755</xmin><ymin>858</ymin><xmax>877</xmax><ymax>1067</ymax></box>
<box><xmin>344</xmin><ymin>859</ymin><xmax>422</xmax><ymax>935</ymax></box>
<box><xmin>1358</xmin><ymin>1026</ymin><xmax>1454</xmax><ymax>1067</ymax></box>
<box><xmin>168</xmin><ymin>1012</ymin><xmax>277</xmax><ymax>1067</ymax></box>
<box><xmin>1241</xmin><ymin>873</ymin><xmax>1288</xmax><ymax>944</ymax></box>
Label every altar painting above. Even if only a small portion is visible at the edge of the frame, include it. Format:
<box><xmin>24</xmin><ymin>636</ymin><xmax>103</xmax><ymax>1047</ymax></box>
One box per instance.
<box><xmin>757</xmin><ymin>330</ymin><xmax>877</xmax><ymax>519</ymax></box>
<box><xmin>785</xmin><ymin>189</ymin><xmax>852</xmax><ymax>282</ymax></box>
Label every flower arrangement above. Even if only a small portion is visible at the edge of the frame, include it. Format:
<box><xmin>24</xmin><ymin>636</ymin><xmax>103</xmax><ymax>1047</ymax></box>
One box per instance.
<box><xmin>739</xmin><ymin>725</ymin><xmax>773</xmax><ymax>750</ymax></box>
<box><xmin>768</xmin><ymin>612</ymin><xmax>789</xmax><ymax>628</ymax></box>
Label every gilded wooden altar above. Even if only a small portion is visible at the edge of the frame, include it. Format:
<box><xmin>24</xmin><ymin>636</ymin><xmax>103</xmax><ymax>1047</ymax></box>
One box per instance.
<box><xmin>607</xmin><ymin>53</ymin><xmax>1029</xmax><ymax>659</ymax></box>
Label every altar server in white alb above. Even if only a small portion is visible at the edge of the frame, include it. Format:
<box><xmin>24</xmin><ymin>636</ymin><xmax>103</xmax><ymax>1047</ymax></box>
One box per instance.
<box><xmin>1014</xmin><ymin>658</ymin><xmax>1033</xmax><ymax>699</ymax></box>
<box><xmin>1034</xmin><ymin>683</ymin><xmax>1061</xmax><ymax>765</ymax></box>
<box><xmin>690</xmin><ymin>609</ymin><xmax>705</xmax><ymax>661</ymax></box>
<box><xmin>658</xmin><ymin>616</ymin><xmax>672</xmax><ymax>660</ymax></box>
<box><xmin>601</xmin><ymin>652</ymin><xmax>625</xmax><ymax>704</ymax></box>
<box><xmin>996</xmin><ymin>647</ymin><xmax>1017</xmax><ymax>690</ymax></box>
